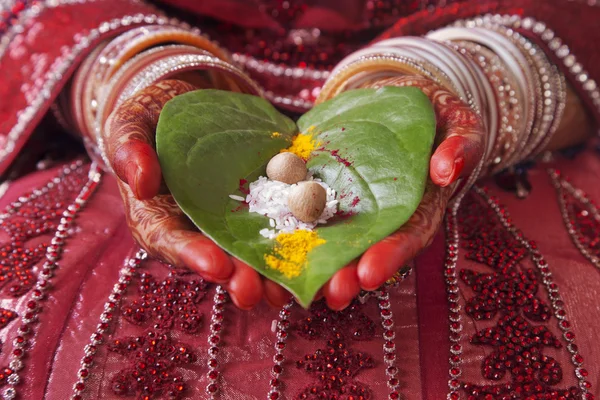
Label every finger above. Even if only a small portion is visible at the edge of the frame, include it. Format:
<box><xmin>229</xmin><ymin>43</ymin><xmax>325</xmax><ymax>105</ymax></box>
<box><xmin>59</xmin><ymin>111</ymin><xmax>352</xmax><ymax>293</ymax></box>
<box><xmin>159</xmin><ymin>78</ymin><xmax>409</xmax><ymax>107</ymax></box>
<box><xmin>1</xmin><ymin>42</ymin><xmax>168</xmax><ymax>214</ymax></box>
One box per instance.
<box><xmin>430</xmin><ymin>135</ymin><xmax>468</xmax><ymax>187</ymax></box>
<box><xmin>179</xmin><ymin>236</ymin><xmax>236</xmax><ymax>282</ymax></box>
<box><xmin>108</xmin><ymin>114</ymin><xmax>162</xmax><ymax>200</ymax></box>
<box><xmin>118</xmin><ymin>182</ymin><xmax>235</xmax><ymax>282</ymax></box>
<box><xmin>357</xmin><ymin>229</ymin><xmax>421</xmax><ymax>291</ymax></box>
<box><xmin>263</xmin><ymin>280</ymin><xmax>291</xmax><ymax>308</ymax></box>
<box><xmin>225</xmin><ymin>259</ymin><xmax>263</xmax><ymax>310</ymax></box>
<box><xmin>323</xmin><ymin>260</ymin><xmax>360</xmax><ymax>310</ymax></box>
<box><xmin>430</xmin><ymin>120</ymin><xmax>483</xmax><ymax>187</ymax></box>
<box><xmin>357</xmin><ymin>181</ymin><xmax>450</xmax><ymax>290</ymax></box>
<box><xmin>104</xmin><ymin>80</ymin><xmax>197</xmax><ymax>200</ymax></box>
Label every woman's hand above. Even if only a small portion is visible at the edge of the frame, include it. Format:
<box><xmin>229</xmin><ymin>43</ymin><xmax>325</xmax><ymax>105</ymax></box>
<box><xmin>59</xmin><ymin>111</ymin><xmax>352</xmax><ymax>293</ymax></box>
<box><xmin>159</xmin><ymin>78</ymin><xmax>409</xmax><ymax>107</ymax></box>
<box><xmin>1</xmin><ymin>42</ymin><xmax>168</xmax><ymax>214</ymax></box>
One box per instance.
<box><xmin>321</xmin><ymin>75</ymin><xmax>485</xmax><ymax>309</ymax></box>
<box><xmin>105</xmin><ymin>80</ymin><xmax>263</xmax><ymax>310</ymax></box>
<box><xmin>341</xmin><ymin>75</ymin><xmax>485</xmax><ymax>302</ymax></box>
<box><xmin>104</xmin><ymin>77</ymin><xmax>484</xmax><ymax>310</ymax></box>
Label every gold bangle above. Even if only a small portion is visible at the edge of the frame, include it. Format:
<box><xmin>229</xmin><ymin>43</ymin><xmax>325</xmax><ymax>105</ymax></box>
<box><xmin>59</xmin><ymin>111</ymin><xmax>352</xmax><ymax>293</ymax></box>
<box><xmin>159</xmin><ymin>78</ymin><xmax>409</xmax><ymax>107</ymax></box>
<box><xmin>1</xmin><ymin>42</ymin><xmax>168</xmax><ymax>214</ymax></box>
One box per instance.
<box><xmin>108</xmin><ymin>28</ymin><xmax>229</xmax><ymax>74</ymax></box>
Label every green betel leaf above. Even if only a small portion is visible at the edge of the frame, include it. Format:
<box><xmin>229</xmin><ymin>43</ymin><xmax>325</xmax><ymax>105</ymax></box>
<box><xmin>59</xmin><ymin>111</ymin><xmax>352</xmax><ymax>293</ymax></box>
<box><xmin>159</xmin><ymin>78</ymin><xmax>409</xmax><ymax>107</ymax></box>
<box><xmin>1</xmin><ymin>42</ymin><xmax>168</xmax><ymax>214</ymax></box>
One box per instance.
<box><xmin>157</xmin><ymin>87</ymin><xmax>435</xmax><ymax>307</ymax></box>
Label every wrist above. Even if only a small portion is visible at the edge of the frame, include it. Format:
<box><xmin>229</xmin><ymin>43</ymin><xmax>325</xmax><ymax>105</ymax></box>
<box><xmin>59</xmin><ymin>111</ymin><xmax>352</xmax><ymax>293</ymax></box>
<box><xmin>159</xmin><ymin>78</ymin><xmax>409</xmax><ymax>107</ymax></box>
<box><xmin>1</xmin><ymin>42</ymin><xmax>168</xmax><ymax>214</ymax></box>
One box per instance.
<box><xmin>55</xmin><ymin>24</ymin><xmax>261</xmax><ymax>172</ymax></box>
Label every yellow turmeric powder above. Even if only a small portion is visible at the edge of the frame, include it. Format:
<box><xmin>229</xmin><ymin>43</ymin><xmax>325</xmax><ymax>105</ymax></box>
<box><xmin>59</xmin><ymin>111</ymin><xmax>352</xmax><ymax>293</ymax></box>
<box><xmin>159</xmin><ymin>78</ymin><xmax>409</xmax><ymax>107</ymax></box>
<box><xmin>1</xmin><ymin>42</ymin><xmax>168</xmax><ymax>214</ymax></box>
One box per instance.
<box><xmin>281</xmin><ymin>126</ymin><xmax>320</xmax><ymax>160</ymax></box>
<box><xmin>264</xmin><ymin>230</ymin><xmax>326</xmax><ymax>279</ymax></box>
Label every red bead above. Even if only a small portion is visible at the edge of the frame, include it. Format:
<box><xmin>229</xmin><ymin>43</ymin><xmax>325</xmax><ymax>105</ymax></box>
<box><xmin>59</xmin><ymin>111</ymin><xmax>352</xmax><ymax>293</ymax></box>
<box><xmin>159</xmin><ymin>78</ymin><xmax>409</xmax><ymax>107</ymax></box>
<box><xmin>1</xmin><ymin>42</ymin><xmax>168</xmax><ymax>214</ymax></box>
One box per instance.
<box><xmin>207</xmin><ymin>383</ymin><xmax>218</xmax><ymax>393</ymax></box>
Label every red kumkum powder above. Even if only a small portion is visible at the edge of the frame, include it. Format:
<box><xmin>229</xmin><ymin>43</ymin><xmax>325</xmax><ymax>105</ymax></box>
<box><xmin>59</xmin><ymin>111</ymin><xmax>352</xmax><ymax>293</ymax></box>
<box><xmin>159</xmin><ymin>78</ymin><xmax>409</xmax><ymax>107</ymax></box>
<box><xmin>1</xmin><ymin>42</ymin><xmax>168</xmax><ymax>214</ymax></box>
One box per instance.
<box><xmin>238</xmin><ymin>179</ymin><xmax>249</xmax><ymax>195</ymax></box>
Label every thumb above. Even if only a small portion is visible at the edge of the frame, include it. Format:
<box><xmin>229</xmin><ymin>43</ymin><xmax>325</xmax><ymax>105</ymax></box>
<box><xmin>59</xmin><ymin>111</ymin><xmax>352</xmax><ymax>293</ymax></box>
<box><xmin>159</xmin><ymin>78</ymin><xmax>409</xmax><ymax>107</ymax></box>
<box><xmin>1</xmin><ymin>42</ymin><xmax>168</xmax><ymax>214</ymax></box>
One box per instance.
<box><xmin>430</xmin><ymin>134</ymin><xmax>483</xmax><ymax>187</ymax></box>
<box><xmin>104</xmin><ymin>80</ymin><xmax>197</xmax><ymax>199</ymax></box>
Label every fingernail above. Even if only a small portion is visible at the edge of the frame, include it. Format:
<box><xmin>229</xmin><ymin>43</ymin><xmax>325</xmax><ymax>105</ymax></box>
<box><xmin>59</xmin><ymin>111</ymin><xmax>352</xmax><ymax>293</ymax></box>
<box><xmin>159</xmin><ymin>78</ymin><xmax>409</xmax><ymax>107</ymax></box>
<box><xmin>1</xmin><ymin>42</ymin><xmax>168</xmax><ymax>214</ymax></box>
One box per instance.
<box><xmin>198</xmin><ymin>271</ymin><xmax>229</xmax><ymax>284</ymax></box>
<box><xmin>126</xmin><ymin>164</ymin><xmax>142</xmax><ymax>199</ymax></box>
<box><xmin>181</xmin><ymin>243</ymin><xmax>233</xmax><ymax>282</ymax></box>
<box><xmin>439</xmin><ymin>157</ymin><xmax>464</xmax><ymax>187</ymax></box>
<box><xmin>206</xmin><ymin>251</ymin><xmax>234</xmax><ymax>281</ymax></box>
<box><xmin>453</xmin><ymin>157</ymin><xmax>465</xmax><ymax>181</ymax></box>
<box><xmin>230</xmin><ymin>293</ymin><xmax>253</xmax><ymax>310</ymax></box>
<box><xmin>265</xmin><ymin>296</ymin><xmax>284</xmax><ymax>309</ymax></box>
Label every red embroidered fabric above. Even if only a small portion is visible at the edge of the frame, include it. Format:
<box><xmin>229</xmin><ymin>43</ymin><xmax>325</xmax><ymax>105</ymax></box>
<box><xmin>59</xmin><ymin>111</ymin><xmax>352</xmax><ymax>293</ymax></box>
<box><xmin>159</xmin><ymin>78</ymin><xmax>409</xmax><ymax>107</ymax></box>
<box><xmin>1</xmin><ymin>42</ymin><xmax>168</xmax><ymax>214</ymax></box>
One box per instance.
<box><xmin>0</xmin><ymin>1</ymin><xmax>599</xmax><ymax>399</ymax></box>
<box><xmin>457</xmin><ymin>192</ymin><xmax>583</xmax><ymax>399</ymax></box>
<box><xmin>293</xmin><ymin>300</ymin><xmax>377</xmax><ymax>399</ymax></box>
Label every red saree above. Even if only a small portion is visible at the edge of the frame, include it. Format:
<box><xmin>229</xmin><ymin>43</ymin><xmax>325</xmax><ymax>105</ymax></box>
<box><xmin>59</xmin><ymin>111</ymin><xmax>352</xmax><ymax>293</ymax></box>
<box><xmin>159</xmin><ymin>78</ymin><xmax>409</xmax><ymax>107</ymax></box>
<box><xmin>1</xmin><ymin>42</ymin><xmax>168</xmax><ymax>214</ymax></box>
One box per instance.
<box><xmin>0</xmin><ymin>1</ymin><xmax>600</xmax><ymax>399</ymax></box>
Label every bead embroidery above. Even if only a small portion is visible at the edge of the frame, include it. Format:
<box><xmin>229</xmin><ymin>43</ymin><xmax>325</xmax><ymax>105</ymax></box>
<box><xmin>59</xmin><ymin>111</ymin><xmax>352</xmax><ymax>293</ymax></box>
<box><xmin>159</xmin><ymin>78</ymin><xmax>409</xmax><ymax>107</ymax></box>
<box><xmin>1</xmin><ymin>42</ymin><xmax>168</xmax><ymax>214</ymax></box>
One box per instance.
<box><xmin>106</xmin><ymin>271</ymin><xmax>210</xmax><ymax>399</ymax></box>
<box><xmin>72</xmin><ymin>250</ymin><xmax>147</xmax><ymax>400</ymax></box>
<box><xmin>0</xmin><ymin>309</ymin><xmax>16</xmax><ymax>331</ymax></box>
<box><xmin>467</xmin><ymin>312</ymin><xmax>568</xmax><ymax>395</ymax></box>
<box><xmin>0</xmin><ymin>166</ymin><xmax>87</xmax><ymax>297</ymax></box>
<box><xmin>266</xmin><ymin>299</ymin><xmax>293</xmax><ymax>400</ymax></box>
<box><xmin>120</xmin><ymin>272</ymin><xmax>208</xmax><ymax>334</ymax></box>
<box><xmin>108</xmin><ymin>331</ymin><xmax>197</xmax><ymax>399</ymax></box>
<box><xmin>0</xmin><ymin>309</ymin><xmax>16</xmax><ymax>389</ymax></box>
<box><xmin>0</xmin><ymin>161</ymin><xmax>100</xmax><ymax>400</ymax></box>
<box><xmin>293</xmin><ymin>300</ymin><xmax>376</xmax><ymax>400</ymax></box>
<box><xmin>205</xmin><ymin>285</ymin><xmax>227</xmax><ymax>399</ymax></box>
<box><xmin>549</xmin><ymin>169</ymin><xmax>600</xmax><ymax>271</ymax></box>
<box><xmin>445</xmin><ymin>189</ymin><xmax>592</xmax><ymax>399</ymax></box>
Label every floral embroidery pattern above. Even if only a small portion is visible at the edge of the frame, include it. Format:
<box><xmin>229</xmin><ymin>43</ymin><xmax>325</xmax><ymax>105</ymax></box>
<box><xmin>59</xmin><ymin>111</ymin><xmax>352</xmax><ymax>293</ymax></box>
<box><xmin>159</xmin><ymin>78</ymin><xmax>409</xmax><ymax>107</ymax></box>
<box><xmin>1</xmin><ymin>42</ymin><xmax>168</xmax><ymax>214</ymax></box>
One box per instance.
<box><xmin>120</xmin><ymin>272</ymin><xmax>208</xmax><ymax>334</ymax></box>
<box><xmin>457</xmin><ymin>193</ymin><xmax>582</xmax><ymax>399</ymax></box>
<box><xmin>109</xmin><ymin>269</ymin><xmax>209</xmax><ymax>399</ymax></box>
<box><xmin>550</xmin><ymin>169</ymin><xmax>600</xmax><ymax>271</ymax></box>
<box><xmin>0</xmin><ymin>167</ymin><xmax>87</xmax><ymax>297</ymax></box>
<box><xmin>108</xmin><ymin>331</ymin><xmax>196</xmax><ymax>399</ymax></box>
<box><xmin>293</xmin><ymin>300</ymin><xmax>376</xmax><ymax>399</ymax></box>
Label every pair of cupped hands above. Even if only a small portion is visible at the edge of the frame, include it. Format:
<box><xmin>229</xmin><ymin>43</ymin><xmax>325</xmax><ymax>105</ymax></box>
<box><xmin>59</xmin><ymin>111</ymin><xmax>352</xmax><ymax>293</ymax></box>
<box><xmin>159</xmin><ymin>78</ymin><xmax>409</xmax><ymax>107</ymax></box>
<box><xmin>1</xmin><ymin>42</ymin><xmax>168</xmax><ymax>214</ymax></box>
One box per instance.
<box><xmin>105</xmin><ymin>76</ymin><xmax>484</xmax><ymax>310</ymax></box>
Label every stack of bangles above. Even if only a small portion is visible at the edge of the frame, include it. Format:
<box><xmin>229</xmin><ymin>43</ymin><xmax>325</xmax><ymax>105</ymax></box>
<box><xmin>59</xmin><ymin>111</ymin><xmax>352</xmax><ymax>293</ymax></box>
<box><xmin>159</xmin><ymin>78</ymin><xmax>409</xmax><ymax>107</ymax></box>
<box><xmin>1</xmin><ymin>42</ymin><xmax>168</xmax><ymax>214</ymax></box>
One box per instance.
<box><xmin>53</xmin><ymin>24</ymin><xmax>262</xmax><ymax>171</ymax></box>
<box><xmin>319</xmin><ymin>21</ymin><xmax>566</xmax><ymax>201</ymax></box>
<box><xmin>54</xmin><ymin>21</ymin><xmax>567</xmax><ymax>201</ymax></box>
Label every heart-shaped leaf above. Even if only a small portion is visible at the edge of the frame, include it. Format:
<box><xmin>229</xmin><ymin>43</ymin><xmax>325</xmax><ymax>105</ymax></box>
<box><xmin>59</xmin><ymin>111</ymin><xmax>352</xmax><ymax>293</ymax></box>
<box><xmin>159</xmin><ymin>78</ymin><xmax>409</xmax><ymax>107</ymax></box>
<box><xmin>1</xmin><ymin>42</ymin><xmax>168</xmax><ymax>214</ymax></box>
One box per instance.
<box><xmin>157</xmin><ymin>88</ymin><xmax>435</xmax><ymax>307</ymax></box>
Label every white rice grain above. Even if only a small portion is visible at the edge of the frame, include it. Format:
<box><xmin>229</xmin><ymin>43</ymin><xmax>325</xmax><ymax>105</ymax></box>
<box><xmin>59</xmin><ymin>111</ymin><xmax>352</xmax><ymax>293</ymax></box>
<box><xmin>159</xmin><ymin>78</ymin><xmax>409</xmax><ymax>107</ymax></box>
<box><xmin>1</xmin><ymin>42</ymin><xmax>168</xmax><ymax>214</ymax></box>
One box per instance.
<box><xmin>231</xmin><ymin>173</ymin><xmax>339</xmax><ymax>239</ymax></box>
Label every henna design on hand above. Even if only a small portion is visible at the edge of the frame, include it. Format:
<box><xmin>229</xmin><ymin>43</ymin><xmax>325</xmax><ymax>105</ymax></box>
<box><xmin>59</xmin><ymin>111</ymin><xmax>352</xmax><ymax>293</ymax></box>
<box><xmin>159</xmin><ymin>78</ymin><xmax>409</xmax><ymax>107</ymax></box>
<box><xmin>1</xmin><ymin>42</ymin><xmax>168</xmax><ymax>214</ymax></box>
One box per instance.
<box><xmin>357</xmin><ymin>76</ymin><xmax>485</xmax><ymax>284</ymax></box>
<box><xmin>104</xmin><ymin>79</ymin><xmax>211</xmax><ymax>265</ymax></box>
<box><xmin>118</xmin><ymin>181</ymin><xmax>201</xmax><ymax>266</ymax></box>
<box><xmin>104</xmin><ymin>79</ymin><xmax>198</xmax><ymax>188</ymax></box>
